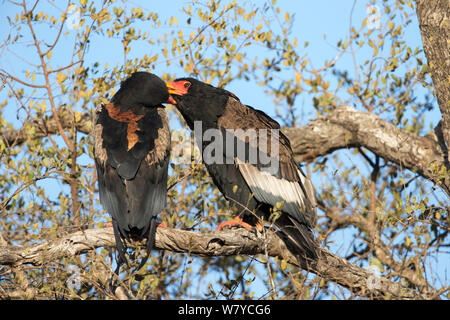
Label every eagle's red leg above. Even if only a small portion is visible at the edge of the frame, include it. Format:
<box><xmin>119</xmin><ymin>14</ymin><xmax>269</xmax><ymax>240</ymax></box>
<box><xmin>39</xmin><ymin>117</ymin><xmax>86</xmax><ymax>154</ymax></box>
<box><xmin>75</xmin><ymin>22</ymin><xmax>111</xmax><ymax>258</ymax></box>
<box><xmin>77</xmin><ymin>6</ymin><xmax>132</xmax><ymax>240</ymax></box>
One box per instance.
<box><xmin>215</xmin><ymin>216</ymin><xmax>263</xmax><ymax>232</ymax></box>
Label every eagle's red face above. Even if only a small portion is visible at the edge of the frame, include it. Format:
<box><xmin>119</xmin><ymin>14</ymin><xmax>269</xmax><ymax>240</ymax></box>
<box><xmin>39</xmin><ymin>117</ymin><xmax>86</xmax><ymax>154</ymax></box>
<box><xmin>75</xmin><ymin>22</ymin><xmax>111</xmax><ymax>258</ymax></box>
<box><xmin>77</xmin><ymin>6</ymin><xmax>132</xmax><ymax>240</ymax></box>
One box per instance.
<box><xmin>166</xmin><ymin>80</ymin><xmax>191</xmax><ymax>99</ymax></box>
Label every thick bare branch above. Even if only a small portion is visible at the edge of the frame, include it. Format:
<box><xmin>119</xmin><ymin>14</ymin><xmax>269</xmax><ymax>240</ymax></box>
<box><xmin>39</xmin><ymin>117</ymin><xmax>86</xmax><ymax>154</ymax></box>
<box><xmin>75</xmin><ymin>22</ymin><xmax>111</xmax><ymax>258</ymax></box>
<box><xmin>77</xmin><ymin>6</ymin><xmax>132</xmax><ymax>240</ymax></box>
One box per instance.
<box><xmin>416</xmin><ymin>0</ymin><xmax>450</xmax><ymax>160</ymax></box>
<box><xmin>1</xmin><ymin>108</ymin><xmax>92</xmax><ymax>147</ymax></box>
<box><xmin>284</xmin><ymin>106</ymin><xmax>449</xmax><ymax>195</ymax></box>
<box><xmin>0</xmin><ymin>226</ymin><xmax>437</xmax><ymax>299</ymax></box>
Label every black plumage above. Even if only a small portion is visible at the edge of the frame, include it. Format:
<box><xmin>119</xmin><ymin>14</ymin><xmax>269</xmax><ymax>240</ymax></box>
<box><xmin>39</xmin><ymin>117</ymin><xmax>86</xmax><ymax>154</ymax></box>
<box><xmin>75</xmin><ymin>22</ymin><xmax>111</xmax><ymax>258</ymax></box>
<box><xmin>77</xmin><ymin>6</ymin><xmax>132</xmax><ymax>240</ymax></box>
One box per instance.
<box><xmin>94</xmin><ymin>72</ymin><xmax>171</xmax><ymax>268</ymax></box>
<box><xmin>166</xmin><ymin>78</ymin><xmax>318</xmax><ymax>262</ymax></box>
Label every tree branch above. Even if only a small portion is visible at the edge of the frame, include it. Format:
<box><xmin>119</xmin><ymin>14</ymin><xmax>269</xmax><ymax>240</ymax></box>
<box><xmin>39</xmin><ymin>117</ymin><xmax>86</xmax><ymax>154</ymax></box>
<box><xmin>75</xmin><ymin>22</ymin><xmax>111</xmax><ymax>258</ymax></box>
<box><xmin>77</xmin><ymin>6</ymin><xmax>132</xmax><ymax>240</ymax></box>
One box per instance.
<box><xmin>320</xmin><ymin>203</ymin><xmax>430</xmax><ymax>290</ymax></box>
<box><xmin>416</xmin><ymin>0</ymin><xmax>450</xmax><ymax>161</ymax></box>
<box><xmin>23</xmin><ymin>0</ymin><xmax>74</xmax><ymax>152</ymax></box>
<box><xmin>1</xmin><ymin>107</ymin><xmax>92</xmax><ymax>148</ymax></box>
<box><xmin>0</xmin><ymin>226</ymin><xmax>438</xmax><ymax>299</ymax></box>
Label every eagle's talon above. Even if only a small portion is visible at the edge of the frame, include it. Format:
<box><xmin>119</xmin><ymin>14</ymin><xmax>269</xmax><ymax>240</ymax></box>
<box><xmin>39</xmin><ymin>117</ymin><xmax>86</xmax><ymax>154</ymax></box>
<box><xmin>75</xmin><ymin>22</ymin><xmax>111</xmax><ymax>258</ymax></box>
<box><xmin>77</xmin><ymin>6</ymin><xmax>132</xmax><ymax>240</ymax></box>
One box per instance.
<box><xmin>216</xmin><ymin>216</ymin><xmax>254</xmax><ymax>232</ymax></box>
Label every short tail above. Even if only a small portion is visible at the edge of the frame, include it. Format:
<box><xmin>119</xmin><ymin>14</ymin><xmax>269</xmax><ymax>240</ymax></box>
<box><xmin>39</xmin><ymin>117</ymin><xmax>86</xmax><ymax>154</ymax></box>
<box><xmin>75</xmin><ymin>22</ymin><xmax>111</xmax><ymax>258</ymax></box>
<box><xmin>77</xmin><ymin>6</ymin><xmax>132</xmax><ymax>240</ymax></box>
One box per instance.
<box><xmin>275</xmin><ymin>215</ymin><xmax>319</xmax><ymax>263</ymax></box>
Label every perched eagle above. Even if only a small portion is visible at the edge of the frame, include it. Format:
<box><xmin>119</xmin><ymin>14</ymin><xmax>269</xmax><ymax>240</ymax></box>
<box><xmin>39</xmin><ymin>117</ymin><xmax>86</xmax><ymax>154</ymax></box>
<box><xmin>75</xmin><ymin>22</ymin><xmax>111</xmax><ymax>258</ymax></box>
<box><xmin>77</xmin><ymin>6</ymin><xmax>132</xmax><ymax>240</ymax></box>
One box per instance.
<box><xmin>166</xmin><ymin>78</ymin><xmax>318</xmax><ymax>261</ymax></box>
<box><xmin>94</xmin><ymin>72</ymin><xmax>172</xmax><ymax>268</ymax></box>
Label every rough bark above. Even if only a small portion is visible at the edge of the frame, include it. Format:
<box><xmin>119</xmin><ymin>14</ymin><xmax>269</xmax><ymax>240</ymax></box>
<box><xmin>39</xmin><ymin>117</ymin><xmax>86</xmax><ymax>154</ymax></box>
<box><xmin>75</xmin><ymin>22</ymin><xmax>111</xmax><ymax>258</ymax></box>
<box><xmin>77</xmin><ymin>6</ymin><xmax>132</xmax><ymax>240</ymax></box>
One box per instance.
<box><xmin>0</xmin><ymin>226</ymin><xmax>438</xmax><ymax>300</ymax></box>
<box><xmin>416</xmin><ymin>0</ymin><xmax>450</xmax><ymax>161</ymax></box>
<box><xmin>2</xmin><ymin>105</ymin><xmax>448</xmax><ymax>194</ymax></box>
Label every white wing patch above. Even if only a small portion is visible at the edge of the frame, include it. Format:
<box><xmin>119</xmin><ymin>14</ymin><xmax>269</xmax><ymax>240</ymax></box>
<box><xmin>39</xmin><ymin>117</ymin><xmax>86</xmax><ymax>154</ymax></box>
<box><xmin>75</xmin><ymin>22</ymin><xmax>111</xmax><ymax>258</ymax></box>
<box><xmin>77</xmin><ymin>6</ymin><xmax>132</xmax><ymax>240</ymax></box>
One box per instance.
<box><xmin>237</xmin><ymin>162</ymin><xmax>308</xmax><ymax>218</ymax></box>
